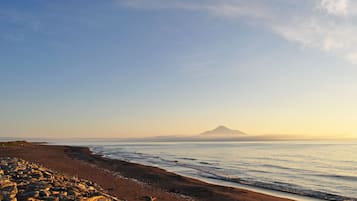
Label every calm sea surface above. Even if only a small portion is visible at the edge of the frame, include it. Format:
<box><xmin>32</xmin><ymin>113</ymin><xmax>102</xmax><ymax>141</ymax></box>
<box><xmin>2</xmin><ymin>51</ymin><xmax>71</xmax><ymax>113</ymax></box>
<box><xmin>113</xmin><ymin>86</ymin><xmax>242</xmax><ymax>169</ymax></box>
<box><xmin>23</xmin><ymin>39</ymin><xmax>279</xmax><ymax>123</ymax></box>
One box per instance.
<box><xmin>53</xmin><ymin>140</ymin><xmax>357</xmax><ymax>201</ymax></box>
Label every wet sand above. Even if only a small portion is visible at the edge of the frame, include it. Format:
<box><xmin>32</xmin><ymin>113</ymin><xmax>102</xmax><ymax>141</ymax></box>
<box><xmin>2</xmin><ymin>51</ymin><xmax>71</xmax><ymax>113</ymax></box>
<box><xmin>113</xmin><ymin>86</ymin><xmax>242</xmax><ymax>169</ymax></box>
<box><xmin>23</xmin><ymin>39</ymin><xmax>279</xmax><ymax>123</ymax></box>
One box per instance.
<box><xmin>0</xmin><ymin>142</ymin><xmax>293</xmax><ymax>201</ymax></box>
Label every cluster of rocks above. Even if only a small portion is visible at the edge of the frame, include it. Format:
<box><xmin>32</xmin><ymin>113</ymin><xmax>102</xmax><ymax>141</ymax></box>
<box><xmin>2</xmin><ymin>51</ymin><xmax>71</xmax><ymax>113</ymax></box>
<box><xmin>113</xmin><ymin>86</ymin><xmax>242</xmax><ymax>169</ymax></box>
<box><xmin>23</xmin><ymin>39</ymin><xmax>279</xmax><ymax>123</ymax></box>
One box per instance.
<box><xmin>0</xmin><ymin>157</ymin><xmax>120</xmax><ymax>201</ymax></box>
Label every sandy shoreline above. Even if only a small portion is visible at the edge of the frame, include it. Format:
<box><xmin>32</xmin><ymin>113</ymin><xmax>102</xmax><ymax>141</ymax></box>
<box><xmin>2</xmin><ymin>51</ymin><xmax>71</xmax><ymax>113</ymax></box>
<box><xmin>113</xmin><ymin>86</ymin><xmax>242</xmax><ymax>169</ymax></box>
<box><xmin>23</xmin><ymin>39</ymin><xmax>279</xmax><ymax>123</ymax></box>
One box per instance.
<box><xmin>0</xmin><ymin>142</ymin><xmax>293</xmax><ymax>201</ymax></box>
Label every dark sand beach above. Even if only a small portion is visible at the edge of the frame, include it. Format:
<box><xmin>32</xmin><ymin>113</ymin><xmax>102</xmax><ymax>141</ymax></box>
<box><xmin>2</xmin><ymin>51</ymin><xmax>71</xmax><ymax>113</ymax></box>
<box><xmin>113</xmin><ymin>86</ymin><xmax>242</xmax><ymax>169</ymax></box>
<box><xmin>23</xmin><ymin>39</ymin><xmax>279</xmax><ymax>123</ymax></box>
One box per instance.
<box><xmin>0</xmin><ymin>141</ymin><xmax>293</xmax><ymax>201</ymax></box>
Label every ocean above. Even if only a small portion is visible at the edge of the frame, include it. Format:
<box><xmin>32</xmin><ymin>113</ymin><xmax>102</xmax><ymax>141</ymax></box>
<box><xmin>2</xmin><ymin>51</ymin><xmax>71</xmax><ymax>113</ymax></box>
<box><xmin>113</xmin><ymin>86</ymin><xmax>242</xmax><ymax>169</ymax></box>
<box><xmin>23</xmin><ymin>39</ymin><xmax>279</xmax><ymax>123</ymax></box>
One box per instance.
<box><xmin>54</xmin><ymin>140</ymin><xmax>357</xmax><ymax>201</ymax></box>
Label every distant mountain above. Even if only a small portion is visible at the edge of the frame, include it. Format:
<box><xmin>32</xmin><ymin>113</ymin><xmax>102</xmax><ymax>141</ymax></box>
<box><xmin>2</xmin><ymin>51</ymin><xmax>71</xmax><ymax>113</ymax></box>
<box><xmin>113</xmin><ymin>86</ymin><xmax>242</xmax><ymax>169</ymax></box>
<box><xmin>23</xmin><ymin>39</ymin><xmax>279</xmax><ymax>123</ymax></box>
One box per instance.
<box><xmin>199</xmin><ymin>126</ymin><xmax>246</xmax><ymax>137</ymax></box>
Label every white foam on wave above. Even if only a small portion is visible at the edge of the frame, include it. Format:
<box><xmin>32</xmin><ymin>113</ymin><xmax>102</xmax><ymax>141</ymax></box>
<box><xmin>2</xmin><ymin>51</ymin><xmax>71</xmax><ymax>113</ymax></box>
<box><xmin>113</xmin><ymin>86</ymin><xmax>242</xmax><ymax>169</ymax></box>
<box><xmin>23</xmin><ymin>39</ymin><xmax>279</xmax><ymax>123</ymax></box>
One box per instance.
<box><xmin>90</xmin><ymin>146</ymin><xmax>357</xmax><ymax>201</ymax></box>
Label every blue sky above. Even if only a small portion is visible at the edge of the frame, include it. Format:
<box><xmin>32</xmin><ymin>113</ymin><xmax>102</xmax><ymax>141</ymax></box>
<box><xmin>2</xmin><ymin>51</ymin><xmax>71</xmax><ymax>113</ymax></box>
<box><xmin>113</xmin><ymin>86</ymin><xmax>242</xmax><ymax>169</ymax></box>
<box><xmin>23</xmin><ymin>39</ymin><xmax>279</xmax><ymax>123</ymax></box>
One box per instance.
<box><xmin>1</xmin><ymin>0</ymin><xmax>357</xmax><ymax>138</ymax></box>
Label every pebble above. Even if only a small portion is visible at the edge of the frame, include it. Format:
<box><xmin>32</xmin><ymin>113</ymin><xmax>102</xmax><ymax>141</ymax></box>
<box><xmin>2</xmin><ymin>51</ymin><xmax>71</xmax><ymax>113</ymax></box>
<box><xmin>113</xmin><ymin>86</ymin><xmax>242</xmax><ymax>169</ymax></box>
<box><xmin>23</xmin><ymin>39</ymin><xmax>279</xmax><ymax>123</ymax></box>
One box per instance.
<box><xmin>0</xmin><ymin>157</ymin><xmax>121</xmax><ymax>201</ymax></box>
<box><xmin>143</xmin><ymin>195</ymin><xmax>157</xmax><ymax>201</ymax></box>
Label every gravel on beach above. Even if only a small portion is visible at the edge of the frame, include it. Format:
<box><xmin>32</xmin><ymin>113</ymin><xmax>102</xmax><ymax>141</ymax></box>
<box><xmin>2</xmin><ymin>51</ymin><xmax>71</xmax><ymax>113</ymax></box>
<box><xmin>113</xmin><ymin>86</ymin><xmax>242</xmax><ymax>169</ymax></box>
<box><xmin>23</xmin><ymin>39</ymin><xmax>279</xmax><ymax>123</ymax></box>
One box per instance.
<box><xmin>0</xmin><ymin>157</ymin><xmax>121</xmax><ymax>201</ymax></box>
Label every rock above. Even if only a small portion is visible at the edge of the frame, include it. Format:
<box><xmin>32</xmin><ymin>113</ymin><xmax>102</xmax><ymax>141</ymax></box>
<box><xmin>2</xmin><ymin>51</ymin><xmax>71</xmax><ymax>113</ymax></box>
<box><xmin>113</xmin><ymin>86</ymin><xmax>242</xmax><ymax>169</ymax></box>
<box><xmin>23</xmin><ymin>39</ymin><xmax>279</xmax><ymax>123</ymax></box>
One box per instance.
<box><xmin>88</xmin><ymin>186</ymin><xmax>96</xmax><ymax>191</ymax></box>
<box><xmin>0</xmin><ymin>157</ymin><xmax>121</xmax><ymax>201</ymax></box>
<box><xmin>42</xmin><ymin>171</ymin><xmax>53</xmax><ymax>179</ymax></box>
<box><xmin>51</xmin><ymin>191</ymin><xmax>60</xmax><ymax>195</ymax></box>
<box><xmin>0</xmin><ymin>181</ymin><xmax>18</xmax><ymax>200</ymax></box>
<box><xmin>51</xmin><ymin>186</ymin><xmax>66</xmax><ymax>191</ymax></box>
<box><xmin>31</xmin><ymin>172</ymin><xmax>43</xmax><ymax>179</ymax></box>
<box><xmin>39</xmin><ymin>189</ymin><xmax>50</xmax><ymax>197</ymax></box>
<box><xmin>27</xmin><ymin>198</ymin><xmax>41</xmax><ymax>201</ymax></box>
<box><xmin>81</xmin><ymin>195</ymin><xmax>113</xmax><ymax>201</ymax></box>
<box><xmin>77</xmin><ymin>182</ymin><xmax>87</xmax><ymax>190</ymax></box>
<box><xmin>0</xmin><ymin>180</ymin><xmax>14</xmax><ymax>188</ymax></box>
<box><xmin>22</xmin><ymin>190</ymin><xmax>40</xmax><ymax>198</ymax></box>
<box><xmin>143</xmin><ymin>196</ymin><xmax>157</xmax><ymax>201</ymax></box>
<box><xmin>68</xmin><ymin>188</ymin><xmax>82</xmax><ymax>197</ymax></box>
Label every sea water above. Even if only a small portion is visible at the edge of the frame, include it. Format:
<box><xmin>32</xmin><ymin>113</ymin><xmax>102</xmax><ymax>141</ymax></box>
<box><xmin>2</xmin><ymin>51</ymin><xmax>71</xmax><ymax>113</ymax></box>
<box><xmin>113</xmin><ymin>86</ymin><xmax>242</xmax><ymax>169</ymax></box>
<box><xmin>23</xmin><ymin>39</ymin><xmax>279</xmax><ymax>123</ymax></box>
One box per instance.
<box><xmin>54</xmin><ymin>140</ymin><xmax>357</xmax><ymax>201</ymax></box>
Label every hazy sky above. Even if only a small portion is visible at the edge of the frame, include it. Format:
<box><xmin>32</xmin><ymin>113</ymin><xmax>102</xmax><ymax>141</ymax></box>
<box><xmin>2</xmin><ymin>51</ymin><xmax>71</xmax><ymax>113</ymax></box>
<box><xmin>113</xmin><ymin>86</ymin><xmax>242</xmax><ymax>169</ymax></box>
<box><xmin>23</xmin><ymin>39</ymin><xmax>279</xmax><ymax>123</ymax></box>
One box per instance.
<box><xmin>1</xmin><ymin>0</ymin><xmax>357</xmax><ymax>138</ymax></box>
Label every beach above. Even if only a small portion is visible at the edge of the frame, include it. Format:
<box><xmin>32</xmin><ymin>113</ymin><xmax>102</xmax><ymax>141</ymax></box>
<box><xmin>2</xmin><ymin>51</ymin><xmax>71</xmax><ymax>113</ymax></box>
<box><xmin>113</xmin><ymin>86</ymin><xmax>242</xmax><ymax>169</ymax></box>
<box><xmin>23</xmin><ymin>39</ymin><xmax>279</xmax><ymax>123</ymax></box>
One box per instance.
<box><xmin>2</xmin><ymin>0</ymin><xmax>356</xmax><ymax>200</ymax></box>
<box><xmin>0</xmin><ymin>141</ymin><xmax>292</xmax><ymax>201</ymax></box>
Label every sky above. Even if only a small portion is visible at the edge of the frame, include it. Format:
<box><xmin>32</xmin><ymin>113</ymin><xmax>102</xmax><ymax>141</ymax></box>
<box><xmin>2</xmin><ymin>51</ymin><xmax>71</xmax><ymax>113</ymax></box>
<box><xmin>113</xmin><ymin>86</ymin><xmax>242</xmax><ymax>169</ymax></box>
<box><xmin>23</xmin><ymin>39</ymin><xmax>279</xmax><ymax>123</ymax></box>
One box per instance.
<box><xmin>1</xmin><ymin>0</ymin><xmax>357</xmax><ymax>139</ymax></box>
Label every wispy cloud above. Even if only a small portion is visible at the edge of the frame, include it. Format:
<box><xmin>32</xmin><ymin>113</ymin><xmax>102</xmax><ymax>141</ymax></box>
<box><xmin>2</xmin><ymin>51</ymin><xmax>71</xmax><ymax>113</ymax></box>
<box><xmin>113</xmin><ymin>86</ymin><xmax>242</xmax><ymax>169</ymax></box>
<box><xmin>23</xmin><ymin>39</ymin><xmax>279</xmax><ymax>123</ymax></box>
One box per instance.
<box><xmin>119</xmin><ymin>0</ymin><xmax>357</xmax><ymax>64</ymax></box>
<box><xmin>320</xmin><ymin>0</ymin><xmax>349</xmax><ymax>16</ymax></box>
